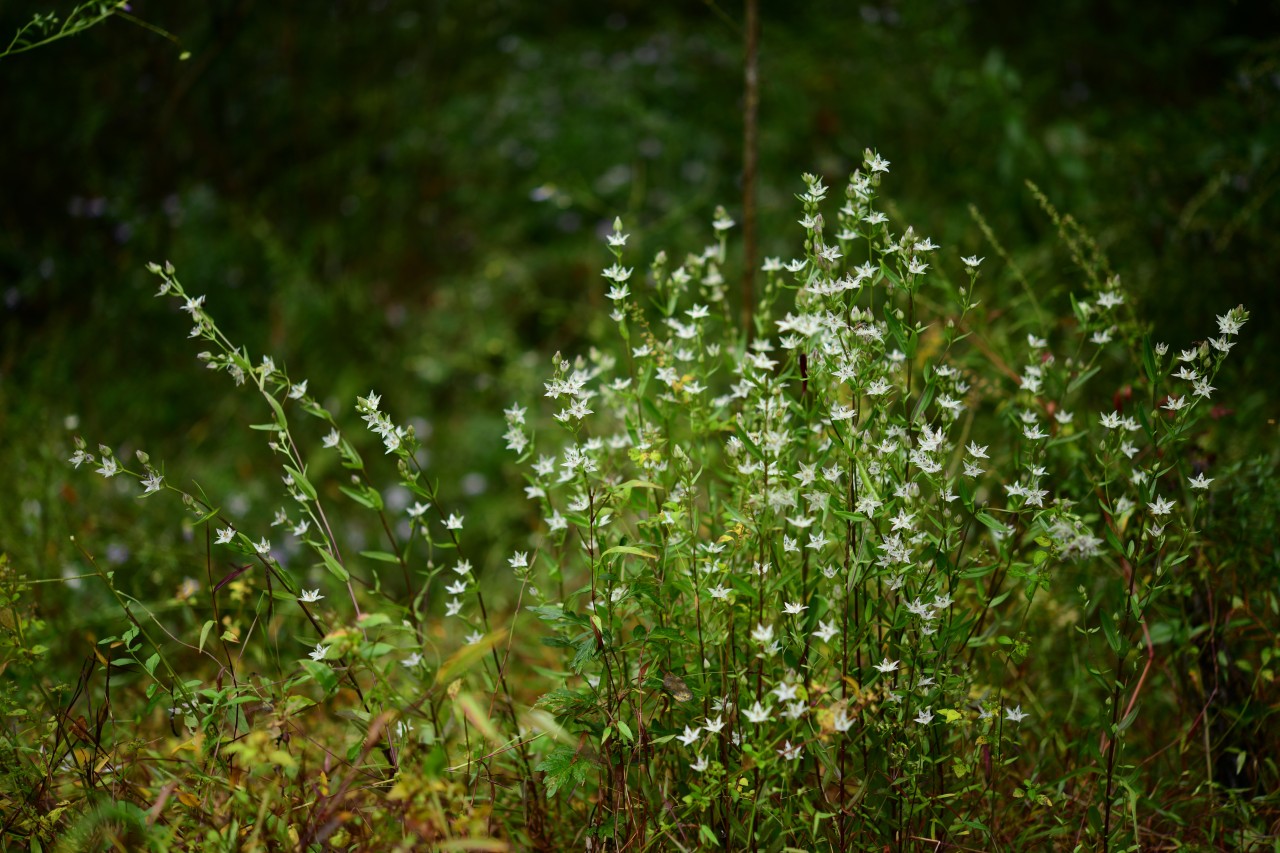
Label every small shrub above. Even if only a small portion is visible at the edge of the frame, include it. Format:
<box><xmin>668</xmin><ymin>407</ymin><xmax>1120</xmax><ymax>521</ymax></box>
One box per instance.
<box><xmin>40</xmin><ymin>151</ymin><xmax>1268</xmax><ymax>851</ymax></box>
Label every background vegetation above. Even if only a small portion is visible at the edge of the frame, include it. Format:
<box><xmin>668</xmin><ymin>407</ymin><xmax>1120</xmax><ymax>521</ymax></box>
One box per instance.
<box><xmin>1</xmin><ymin>1</ymin><xmax>1277</xmax><ymax>849</ymax></box>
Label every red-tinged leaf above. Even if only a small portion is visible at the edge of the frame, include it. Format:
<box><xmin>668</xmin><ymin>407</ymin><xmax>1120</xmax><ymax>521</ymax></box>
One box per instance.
<box><xmin>215</xmin><ymin>564</ymin><xmax>251</xmax><ymax>592</ymax></box>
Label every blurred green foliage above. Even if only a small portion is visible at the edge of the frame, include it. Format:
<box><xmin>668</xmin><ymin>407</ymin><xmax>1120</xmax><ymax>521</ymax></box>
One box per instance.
<box><xmin>1</xmin><ymin>0</ymin><xmax>1277</xmax><ymax>679</ymax></box>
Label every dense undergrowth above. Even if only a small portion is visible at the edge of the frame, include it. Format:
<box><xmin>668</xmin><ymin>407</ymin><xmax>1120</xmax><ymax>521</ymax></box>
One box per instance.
<box><xmin>3</xmin><ymin>4</ymin><xmax>1279</xmax><ymax>852</ymax></box>
<box><xmin>3</xmin><ymin>152</ymin><xmax>1277</xmax><ymax>851</ymax></box>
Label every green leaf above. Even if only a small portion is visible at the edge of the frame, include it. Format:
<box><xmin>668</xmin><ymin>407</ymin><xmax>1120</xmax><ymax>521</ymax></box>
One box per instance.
<box><xmin>264</xmin><ymin>391</ymin><xmax>288</xmax><ymax>427</ymax></box>
<box><xmin>1067</xmin><ymin>365</ymin><xmax>1101</xmax><ymax>395</ymax></box>
<box><xmin>317</xmin><ymin>548</ymin><xmax>350</xmax><ymax>582</ymax></box>
<box><xmin>339</xmin><ymin>484</ymin><xmax>384</xmax><ymax>511</ymax></box>
<box><xmin>910</xmin><ymin>379</ymin><xmax>936</xmax><ymax>423</ymax></box>
<box><xmin>198</xmin><ymin>620</ymin><xmax>215</xmax><ymax>654</ymax></box>
<box><xmin>535</xmin><ymin>744</ymin><xmax>593</xmax><ymax>798</ymax></box>
<box><xmin>283</xmin><ymin>464</ymin><xmax>317</xmax><ymax>501</ymax></box>
<box><xmin>1103</xmin><ymin>524</ymin><xmax>1125</xmax><ymax>556</ymax></box>
<box><xmin>602</xmin><ymin>545</ymin><xmax>658</xmax><ymax>561</ymax></box>
<box><xmin>646</xmin><ymin>627</ymin><xmax>683</xmax><ymax>643</ymax></box>
<box><xmin>615</xmin><ymin>479</ymin><xmax>663</xmax><ymax>491</ymax></box>
<box><xmin>436</xmin><ymin>629</ymin><xmax>506</xmax><ymax>685</ymax></box>
<box><xmin>616</xmin><ymin>719</ymin><xmax>634</xmax><ymax>742</ymax></box>
<box><xmin>359</xmin><ymin>550</ymin><xmax>401</xmax><ymax>563</ymax></box>
<box><xmin>1100</xmin><ymin>609</ymin><xmax>1122</xmax><ymax>654</ymax></box>
<box><xmin>974</xmin><ymin>511</ymin><xmax>1009</xmax><ymax>536</ymax></box>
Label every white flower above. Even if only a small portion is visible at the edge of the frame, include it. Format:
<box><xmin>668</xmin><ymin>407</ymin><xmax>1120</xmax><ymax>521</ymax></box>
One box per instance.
<box><xmin>1005</xmin><ymin>705</ymin><xmax>1029</xmax><ymax>723</ymax></box>
<box><xmin>446</xmin><ymin>598</ymin><xmax>463</xmax><ymax>617</ymax></box>
<box><xmin>140</xmin><ymin>471</ymin><xmax>163</xmax><ymax>494</ymax></box>
<box><xmin>1023</xmin><ymin>424</ymin><xmax>1047</xmax><ymax>441</ymax></box>
<box><xmin>1216</xmin><ymin>312</ymin><xmax>1243</xmax><ymax>336</ymax></box>
<box><xmin>308</xmin><ymin>644</ymin><xmax>328</xmax><ymax>662</ymax></box>
<box><xmin>288</xmin><ymin>380</ymin><xmax>308</xmax><ymax>399</ymax></box>
<box><xmin>465</xmin><ymin>631</ymin><xmax>484</xmax><ymax>645</ymax></box>
<box><xmin>678</xmin><ymin>725</ymin><xmax>701</xmax><ymax>747</ymax></box>
<box><xmin>771</xmin><ymin>681</ymin><xmax>799</xmax><ymax>703</ymax></box>
<box><xmin>508</xmin><ymin>551</ymin><xmax>528</xmax><ymax>569</ymax></box>
<box><xmin>254</xmin><ymin>538</ymin><xmax>271</xmax><ymax>556</ymax></box>
<box><xmin>783</xmin><ymin>601</ymin><xmax>807</xmax><ymax>616</ymax></box>
<box><xmin>777</xmin><ymin>740</ymin><xmax>803</xmax><ymax>760</ymax></box>
<box><xmin>602</xmin><ymin>263</ymin><xmax>633</xmax><ymax>283</ymax></box>
<box><xmin>1148</xmin><ymin>496</ymin><xmax>1175</xmax><ymax>516</ymax></box>
<box><xmin>703</xmin><ymin>715</ymin><xmax>725</xmax><ymax>735</ymax></box>
<box><xmin>291</xmin><ymin>519</ymin><xmax>310</xmax><ymax>537</ymax></box>
<box><xmin>832</xmin><ymin>709</ymin><xmax>855</xmax><ymax>732</ymax></box>
<box><xmin>874</xmin><ymin>657</ymin><xmax>900</xmax><ymax>674</ymax></box>
<box><xmin>915</xmin><ymin>708</ymin><xmax>934</xmax><ymax>725</ymax></box>
<box><xmin>299</xmin><ymin>588</ymin><xmax>324</xmax><ymax>603</ymax></box>
<box><xmin>690</xmin><ymin>755</ymin><xmax>710</xmax><ymax>773</ymax></box>
<box><xmin>866</xmin><ymin>378</ymin><xmax>892</xmax><ymax>396</ymax></box>
<box><xmin>866</xmin><ymin>152</ymin><xmax>890</xmax><ymax>173</ymax></box>
<box><xmin>751</xmin><ymin>623</ymin><xmax>774</xmax><ymax>645</ymax></box>
<box><xmin>1188</xmin><ymin>472</ymin><xmax>1213</xmax><ymax>490</ymax></box>
<box><xmin>402</xmin><ymin>652</ymin><xmax>423</xmax><ymax>668</ymax></box>
<box><xmin>96</xmin><ymin>457</ymin><xmax>120</xmax><ymax>478</ymax></box>
<box><xmin>323</xmin><ymin>429</ymin><xmax>341</xmax><ymax>448</ymax></box>
<box><xmin>742</xmin><ymin>700</ymin><xmax>773</xmax><ymax>724</ymax></box>
<box><xmin>813</xmin><ymin>620</ymin><xmax>838</xmax><ymax>643</ymax></box>
<box><xmin>856</xmin><ymin>496</ymin><xmax>882</xmax><ymax>516</ymax></box>
<box><xmin>215</xmin><ymin>527</ymin><xmax>236</xmax><ymax>545</ymax></box>
<box><xmin>961</xmin><ymin>255</ymin><xmax>983</xmax><ymax>268</ymax></box>
<box><xmin>445</xmin><ymin>514</ymin><xmax>464</xmax><ymax>530</ymax></box>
